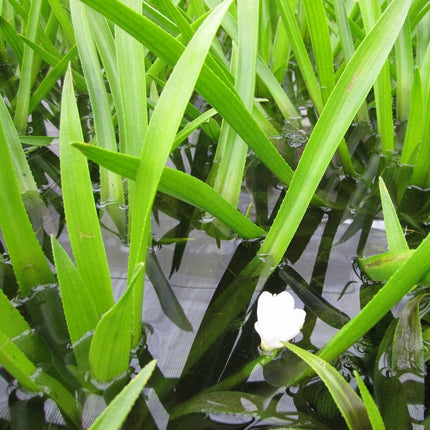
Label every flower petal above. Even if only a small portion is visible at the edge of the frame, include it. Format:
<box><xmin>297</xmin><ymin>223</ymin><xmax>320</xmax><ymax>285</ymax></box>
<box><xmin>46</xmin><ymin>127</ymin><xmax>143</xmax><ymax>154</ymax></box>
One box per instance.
<box><xmin>256</xmin><ymin>291</ymin><xmax>275</xmax><ymax>322</ymax></box>
<box><xmin>255</xmin><ymin>291</ymin><xmax>306</xmax><ymax>351</ymax></box>
<box><xmin>274</xmin><ymin>291</ymin><xmax>295</xmax><ymax>312</ymax></box>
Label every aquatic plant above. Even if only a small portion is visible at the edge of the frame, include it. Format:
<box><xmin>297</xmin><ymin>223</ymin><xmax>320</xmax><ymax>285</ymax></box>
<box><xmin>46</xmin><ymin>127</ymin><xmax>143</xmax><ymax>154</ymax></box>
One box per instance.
<box><xmin>0</xmin><ymin>0</ymin><xmax>429</xmax><ymax>428</ymax></box>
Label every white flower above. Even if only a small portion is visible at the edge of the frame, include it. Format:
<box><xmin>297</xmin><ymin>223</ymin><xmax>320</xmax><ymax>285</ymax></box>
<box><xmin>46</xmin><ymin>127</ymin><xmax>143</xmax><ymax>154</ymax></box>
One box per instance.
<box><xmin>254</xmin><ymin>291</ymin><xmax>306</xmax><ymax>351</ymax></box>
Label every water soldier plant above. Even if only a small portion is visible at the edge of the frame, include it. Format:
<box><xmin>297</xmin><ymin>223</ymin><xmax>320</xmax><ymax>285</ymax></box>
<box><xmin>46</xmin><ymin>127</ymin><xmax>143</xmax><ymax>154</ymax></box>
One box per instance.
<box><xmin>1</xmin><ymin>0</ymin><xmax>430</xmax><ymax>428</ymax></box>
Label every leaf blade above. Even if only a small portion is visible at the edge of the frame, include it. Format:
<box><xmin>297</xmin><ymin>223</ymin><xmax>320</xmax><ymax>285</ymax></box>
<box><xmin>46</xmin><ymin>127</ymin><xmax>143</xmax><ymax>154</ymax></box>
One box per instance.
<box><xmin>88</xmin><ymin>360</ymin><xmax>157</xmax><ymax>430</ymax></box>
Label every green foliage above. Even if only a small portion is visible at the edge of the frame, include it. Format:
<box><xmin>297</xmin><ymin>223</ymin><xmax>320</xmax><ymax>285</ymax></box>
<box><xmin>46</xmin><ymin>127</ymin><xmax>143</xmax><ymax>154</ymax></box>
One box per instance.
<box><xmin>286</xmin><ymin>342</ymin><xmax>373</xmax><ymax>429</ymax></box>
<box><xmin>1</xmin><ymin>0</ymin><xmax>430</xmax><ymax>427</ymax></box>
<box><xmin>88</xmin><ymin>360</ymin><xmax>157</xmax><ymax>430</ymax></box>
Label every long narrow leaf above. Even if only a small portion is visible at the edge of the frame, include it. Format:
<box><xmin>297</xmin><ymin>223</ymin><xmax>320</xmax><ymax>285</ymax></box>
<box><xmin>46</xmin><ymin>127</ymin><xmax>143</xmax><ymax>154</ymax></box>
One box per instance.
<box><xmin>77</xmin><ymin>0</ymin><xmax>295</xmax><ymax>187</ymax></box>
<box><xmin>259</xmin><ymin>0</ymin><xmax>412</xmax><ymax>264</ymax></box>
<box><xmin>0</xmin><ymin>96</ymin><xmax>38</xmax><ymax>193</ymax></box>
<box><xmin>0</xmin><ymin>289</ymin><xmax>56</xmax><ymax>367</ymax></box>
<box><xmin>205</xmin><ymin>0</ymin><xmax>298</xmax><ymax>118</ymax></box>
<box><xmin>89</xmin><ymin>263</ymin><xmax>144</xmax><ymax>382</ymax></box>
<box><xmin>317</xmin><ymin>229</ymin><xmax>430</xmax><ymax>373</ymax></box>
<box><xmin>400</xmin><ymin>68</ymin><xmax>424</xmax><ymax>165</ymax></box>
<box><xmin>60</xmin><ymin>66</ymin><xmax>114</xmax><ymax>316</ymax></box>
<box><xmin>52</xmin><ymin>237</ymin><xmax>99</xmax><ymax>372</ymax></box>
<box><xmin>359</xmin><ymin>0</ymin><xmax>394</xmax><ymax>152</ymax></box>
<box><xmin>88</xmin><ymin>360</ymin><xmax>157</xmax><ymax>430</ymax></box>
<box><xmin>358</xmin><ymin>249</ymin><xmax>430</xmax><ymax>284</ymax></box>
<box><xmin>286</xmin><ymin>342</ymin><xmax>372</xmax><ymax>430</ymax></box>
<box><xmin>275</xmin><ymin>0</ymin><xmax>324</xmax><ymax>113</ymax></box>
<box><xmin>0</xmin><ymin>111</ymin><xmax>54</xmax><ymax>294</ymax></box>
<box><xmin>379</xmin><ymin>177</ymin><xmax>409</xmax><ymax>252</ymax></box>
<box><xmin>70</xmin><ymin>0</ymin><xmax>126</xmax><ymax>236</ymax></box>
<box><xmin>0</xmin><ymin>330</ymin><xmax>81</xmax><ymax>427</ymax></box>
<box><xmin>127</xmin><ymin>0</ymin><xmax>234</xmax><ymax>347</ymax></box>
<box><xmin>71</xmin><ymin>143</ymin><xmax>265</xmax><ymax>239</ymax></box>
<box><xmin>28</xmin><ymin>47</ymin><xmax>77</xmax><ymax>113</ymax></box>
<box><xmin>13</xmin><ymin>0</ymin><xmax>42</xmax><ymax>133</ymax></box>
<box><xmin>303</xmin><ymin>0</ymin><xmax>335</xmax><ymax>103</ymax></box>
<box><xmin>212</xmin><ymin>0</ymin><xmax>258</xmax><ymax>207</ymax></box>
<box><xmin>354</xmin><ymin>370</ymin><xmax>386</xmax><ymax>430</ymax></box>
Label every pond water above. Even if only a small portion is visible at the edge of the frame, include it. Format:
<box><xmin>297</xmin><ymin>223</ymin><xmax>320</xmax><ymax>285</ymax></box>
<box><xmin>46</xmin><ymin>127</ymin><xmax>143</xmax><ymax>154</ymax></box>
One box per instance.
<box><xmin>0</xmin><ymin>176</ymin><xmax>391</xmax><ymax>429</ymax></box>
<box><xmin>1</xmin><ymin>116</ymin><xmax>429</xmax><ymax>429</ymax></box>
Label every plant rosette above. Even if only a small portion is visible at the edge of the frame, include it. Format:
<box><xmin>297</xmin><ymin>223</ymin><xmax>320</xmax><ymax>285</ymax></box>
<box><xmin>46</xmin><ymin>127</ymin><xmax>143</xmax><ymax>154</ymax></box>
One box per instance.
<box><xmin>254</xmin><ymin>291</ymin><xmax>306</xmax><ymax>351</ymax></box>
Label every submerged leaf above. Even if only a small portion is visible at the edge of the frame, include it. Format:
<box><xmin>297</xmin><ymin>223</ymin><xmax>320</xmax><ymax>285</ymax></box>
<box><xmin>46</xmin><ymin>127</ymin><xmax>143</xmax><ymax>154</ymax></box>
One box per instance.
<box><xmin>392</xmin><ymin>293</ymin><xmax>426</xmax><ymax>377</ymax></box>
<box><xmin>279</xmin><ymin>265</ymin><xmax>350</xmax><ymax>329</ymax></box>
<box><xmin>147</xmin><ymin>251</ymin><xmax>193</xmax><ymax>332</ymax></box>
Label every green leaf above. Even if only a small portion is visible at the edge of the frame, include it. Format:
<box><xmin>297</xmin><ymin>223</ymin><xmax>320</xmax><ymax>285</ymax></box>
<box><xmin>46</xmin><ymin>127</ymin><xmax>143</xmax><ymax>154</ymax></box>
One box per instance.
<box><xmin>275</xmin><ymin>0</ymin><xmax>324</xmax><ymax>113</ymax></box>
<box><xmin>392</xmin><ymin>294</ymin><xmax>426</xmax><ymax>375</ymax></box>
<box><xmin>259</xmin><ymin>0</ymin><xmax>412</xmax><ymax>265</ymax></box>
<box><xmin>28</xmin><ymin>46</ymin><xmax>77</xmax><ymax>114</ymax></box>
<box><xmin>51</xmin><ymin>237</ymin><xmax>99</xmax><ymax>371</ymax></box>
<box><xmin>211</xmin><ymin>0</ymin><xmax>259</xmax><ymax>207</ymax></box>
<box><xmin>373</xmin><ymin>321</ymin><xmax>412</xmax><ymax>429</ymax></box>
<box><xmin>286</xmin><ymin>342</ymin><xmax>372</xmax><ymax>430</ymax></box>
<box><xmin>129</xmin><ymin>0</ymin><xmax>233</xmax><ymax>274</ymax></box>
<box><xmin>0</xmin><ymin>16</ymin><xmax>24</xmax><ymax>62</ymax></box>
<box><xmin>279</xmin><ymin>265</ymin><xmax>350</xmax><ymax>329</ymax></box>
<box><xmin>394</xmin><ymin>17</ymin><xmax>413</xmax><ymax>121</ymax></box>
<box><xmin>379</xmin><ymin>177</ymin><xmax>409</xmax><ymax>252</ymax></box>
<box><xmin>0</xmin><ymin>290</ymin><xmax>30</xmax><ymax>338</ymax></box>
<box><xmin>0</xmin><ymin>103</ymin><xmax>55</xmax><ymax>294</ymax></box>
<box><xmin>205</xmin><ymin>0</ymin><xmax>298</xmax><ymax>119</ymax></box>
<box><xmin>78</xmin><ymin>0</ymin><xmax>295</xmax><ymax>187</ymax></box>
<box><xmin>0</xmin><ymin>97</ymin><xmax>37</xmax><ymax>193</ymax></box>
<box><xmin>89</xmin><ymin>263</ymin><xmax>144</xmax><ymax>382</ymax></box>
<box><xmin>19</xmin><ymin>37</ymin><xmax>86</xmax><ymax>90</ymax></box>
<box><xmin>147</xmin><ymin>252</ymin><xmax>193</xmax><ymax>332</ymax></box>
<box><xmin>303</xmin><ymin>0</ymin><xmax>335</xmax><ymax>103</ymax></box>
<box><xmin>358</xmin><ymin>249</ymin><xmax>430</xmax><ymax>284</ymax></box>
<box><xmin>0</xmin><ymin>329</ymin><xmax>42</xmax><ymax>393</ymax></box>
<box><xmin>70</xmin><ymin>0</ymin><xmax>126</xmax><ymax>236</ymax></box>
<box><xmin>88</xmin><ymin>360</ymin><xmax>157</xmax><ymax>430</ymax></box>
<box><xmin>354</xmin><ymin>370</ymin><xmax>386</xmax><ymax>430</ymax></box>
<box><xmin>317</xmin><ymin>224</ymin><xmax>430</xmax><ymax>375</ymax></box>
<box><xmin>13</xmin><ymin>0</ymin><xmax>42</xmax><ymax>133</ymax></box>
<box><xmin>127</xmin><ymin>0</ymin><xmax>235</xmax><ymax>347</ymax></box>
<box><xmin>59</xmin><ymin>66</ymin><xmax>114</xmax><ymax>316</ymax></box>
<box><xmin>71</xmin><ymin>143</ymin><xmax>265</xmax><ymax>239</ymax></box>
<box><xmin>0</xmin><ymin>329</ymin><xmax>81</xmax><ymax>427</ymax></box>
<box><xmin>400</xmin><ymin>68</ymin><xmax>424</xmax><ymax>165</ymax></box>
<box><xmin>0</xmin><ymin>289</ymin><xmax>50</xmax><ymax>363</ymax></box>
<box><xmin>359</xmin><ymin>0</ymin><xmax>394</xmax><ymax>153</ymax></box>
<box><xmin>46</xmin><ymin>0</ymin><xmax>76</xmax><ymax>47</ymax></box>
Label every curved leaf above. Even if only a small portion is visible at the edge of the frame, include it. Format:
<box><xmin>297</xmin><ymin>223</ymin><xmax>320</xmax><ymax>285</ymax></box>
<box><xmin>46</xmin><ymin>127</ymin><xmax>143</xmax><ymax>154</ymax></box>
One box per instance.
<box><xmin>89</xmin><ymin>360</ymin><xmax>157</xmax><ymax>430</ymax></box>
<box><xmin>71</xmin><ymin>143</ymin><xmax>265</xmax><ymax>239</ymax></box>
<box><xmin>286</xmin><ymin>342</ymin><xmax>372</xmax><ymax>430</ymax></box>
<box><xmin>89</xmin><ymin>263</ymin><xmax>144</xmax><ymax>382</ymax></box>
<box><xmin>77</xmin><ymin>0</ymin><xmax>295</xmax><ymax>187</ymax></box>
